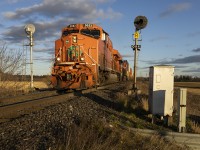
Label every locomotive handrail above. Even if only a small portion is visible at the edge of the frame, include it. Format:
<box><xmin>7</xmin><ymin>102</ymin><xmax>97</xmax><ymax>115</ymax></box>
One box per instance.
<box><xmin>80</xmin><ymin>46</ymin><xmax>98</xmax><ymax>65</ymax></box>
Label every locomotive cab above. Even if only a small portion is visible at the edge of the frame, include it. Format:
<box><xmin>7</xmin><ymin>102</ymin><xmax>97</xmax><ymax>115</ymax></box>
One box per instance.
<box><xmin>52</xmin><ymin>24</ymin><xmax>102</xmax><ymax>90</ymax></box>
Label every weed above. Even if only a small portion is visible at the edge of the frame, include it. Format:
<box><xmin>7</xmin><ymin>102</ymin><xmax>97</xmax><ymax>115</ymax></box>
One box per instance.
<box><xmin>187</xmin><ymin>120</ymin><xmax>200</xmax><ymax>134</ymax></box>
<box><xmin>50</xmin><ymin>119</ymin><xmax>186</xmax><ymax>150</ymax></box>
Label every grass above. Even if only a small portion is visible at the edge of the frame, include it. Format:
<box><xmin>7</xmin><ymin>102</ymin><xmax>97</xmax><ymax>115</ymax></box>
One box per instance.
<box><xmin>0</xmin><ymin>81</ymin><xmax>50</xmax><ymax>98</ymax></box>
<box><xmin>189</xmin><ymin>121</ymin><xmax>200</xmax><ymax>134</ymax></box>
<box><xmin>119</xmin><ymin>80</ymin><xmax>200</xmax><ymax>134</ymax></box>
<box><xmin>174</xmin><ymin>82</ymin><xmax>200</xmax><ymax>88</ymax></box>
<box><xmin>174</xmin><ymin>82</ymin><xmax>200</xmax><ymax>95</ymax></box>
<box><xmin>45</xmin><ymin>119</ymin><xmax>186</xmax><ymax>150</ymax></box>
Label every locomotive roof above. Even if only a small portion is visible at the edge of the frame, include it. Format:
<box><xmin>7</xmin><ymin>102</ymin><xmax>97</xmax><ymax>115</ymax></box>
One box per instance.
<box><xmin>62</xmin><ymin>23</ymin><xmax>109</xmax><ymax>35</ymax></box>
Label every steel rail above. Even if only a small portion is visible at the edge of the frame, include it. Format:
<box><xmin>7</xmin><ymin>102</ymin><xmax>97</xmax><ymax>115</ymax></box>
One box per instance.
<box><xmin>0</xmin><ymin>82</ymin><xmax>118</xmax><ymax>123</ymax></box>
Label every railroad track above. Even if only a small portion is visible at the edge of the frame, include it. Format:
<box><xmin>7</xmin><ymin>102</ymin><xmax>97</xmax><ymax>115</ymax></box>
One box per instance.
<box><xmin>0</xmin><ymin>82</ymin><xmax>118</xmax><ymax>123</ymax></box>
<box><xmin>0</xmin><ymin>90</ymin><xmax>58</xmax><ymax>107</ymax></box>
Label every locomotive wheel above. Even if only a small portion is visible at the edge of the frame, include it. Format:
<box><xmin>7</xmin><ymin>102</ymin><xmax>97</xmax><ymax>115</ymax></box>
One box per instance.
<box><xmin>56</xmin><ymin>78</ymin><xmax>66</xmax><ymax>93</ymax></box>
<box><xmin>98</xmin><ymin>75</ymin><xmax>106</xmax><ymax>86</ymax></box>
<box><xmin>56</xmin><ymin>78</ymin><xmax>62</xmax><ymax>89</ymax></box>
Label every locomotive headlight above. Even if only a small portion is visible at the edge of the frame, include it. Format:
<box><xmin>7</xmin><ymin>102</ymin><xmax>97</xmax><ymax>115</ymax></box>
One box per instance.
<box><xmin>80</xmin><ymin>57</ymin><xmax>85</xmax><ymax>61</ymax></box>
<box><xmin>72</xmin><ymin>36</ymin><xmax>77</xmax><ymax>43</ymax></box>
<box><xmin>80</xmin><ymin>53</ymin><xmax>85</xmax><ymax>61</ymax></box>
<box><xmin>57</xmin><ymin>57</ymin><xmax>61</xmax><ymax>61</ymax></box>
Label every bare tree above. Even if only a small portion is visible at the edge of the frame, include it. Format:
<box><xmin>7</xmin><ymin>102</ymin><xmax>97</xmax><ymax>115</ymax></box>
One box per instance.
<box><xmin>0</xmin><ymin>42</ymin><xmax>23</xmax><ymax>97</ymax></box>
<box><xmin>0</xmin><ymin>43</ymin><xmax>23</xmax><ymax>80</ymax></box>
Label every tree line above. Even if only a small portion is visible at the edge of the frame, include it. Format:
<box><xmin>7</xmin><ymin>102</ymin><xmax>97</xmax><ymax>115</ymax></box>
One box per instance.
<box><xmin>174</xmin><ymin>75</ymin><xmax>200</xmax><ymax>82</ymax></box>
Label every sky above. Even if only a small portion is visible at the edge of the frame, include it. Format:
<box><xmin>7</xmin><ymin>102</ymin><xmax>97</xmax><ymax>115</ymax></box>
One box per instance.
<box><xmin>0</xmin><ymin>0</ymin><xmax>200</xmax><ymax>77</ymax></box>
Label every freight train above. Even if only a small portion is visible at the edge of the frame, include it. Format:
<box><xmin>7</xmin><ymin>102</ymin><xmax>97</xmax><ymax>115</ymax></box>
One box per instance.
<box><xmin>51</xmin><ymin>23</ymin><xmax>132</xmax><ymax>90</ymax></box>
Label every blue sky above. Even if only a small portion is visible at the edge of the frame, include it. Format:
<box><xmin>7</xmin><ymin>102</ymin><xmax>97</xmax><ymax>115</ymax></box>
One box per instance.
<box><xmin>0</xmin><ymin>0</ymin><xmax>200</xmax><ymax>77</ymax></box>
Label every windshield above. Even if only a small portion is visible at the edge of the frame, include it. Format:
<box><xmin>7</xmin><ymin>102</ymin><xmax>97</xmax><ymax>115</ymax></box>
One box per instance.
<box><xmin>62</xmin><ymin>29</ymin><xmax>79</xmax><ymax>36</ymax></box>
<box><xmin>81</xmin><ymin>29</ymin><xmax>100</xmax><ymax>39</ymax></box>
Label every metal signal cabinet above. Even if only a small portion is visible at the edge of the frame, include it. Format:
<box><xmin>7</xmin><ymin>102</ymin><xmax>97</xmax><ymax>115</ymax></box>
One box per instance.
<box><xmin>148</xmin><ymin>65</ymin><xmax>174</xmax><ymax>116</ymax></box>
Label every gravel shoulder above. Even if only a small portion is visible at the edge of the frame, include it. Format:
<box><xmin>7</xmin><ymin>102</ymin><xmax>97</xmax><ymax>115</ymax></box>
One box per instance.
<box><xmin>0</xmin><ymin>81</ymin><xmax>131</xmax><ymax>149</ymax></box>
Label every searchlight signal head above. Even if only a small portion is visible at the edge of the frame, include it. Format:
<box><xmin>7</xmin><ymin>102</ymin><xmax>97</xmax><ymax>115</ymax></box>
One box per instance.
<box><xmin>24</xmin><ymin>24</ymin><xmax>35</xmax><ymax>35</ymax></box>
<box><xmin>134</xmin><ymin>16</ymin><xmax>148</xmax><ymax>30</ymax></box>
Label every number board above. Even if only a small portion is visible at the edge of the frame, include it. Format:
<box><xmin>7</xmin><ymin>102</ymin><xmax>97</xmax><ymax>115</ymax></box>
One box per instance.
<box><xmin>84</xmin><ymin>24</ymin><xmax>93</xmax><ymax>27</ymax></box>
<box><xmin>68</xmin><ymin>24</ymin><xmax>76</xmax><ymax>28</ymax></box>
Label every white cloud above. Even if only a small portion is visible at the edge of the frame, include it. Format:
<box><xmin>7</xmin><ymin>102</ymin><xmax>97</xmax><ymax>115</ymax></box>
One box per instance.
<box><xmin>105</xmin><ymin>8</ymin><xmax>122</xmax><ymax>19</ymax></box>
<box><xmin>159</xmin><ymin>2</ymin><xmax>191</xmax><ymax>17</ymax></box>
<box><xmin>6</xmin><ymin>0</ymin><xmax>25</xmax><ymax>4</ymax></box>
<box><xmin>93</xmin><ymin>0</ymin><xmax>116</xmax><ymax>3</ymax></box>
<box><xmin>84</xmin><ymin>7</ymin><xmax>122</xmax><ymax>20</ymax></box>
<box><xmin>3</xmin><ymin>12</ymin><xmax>16</xmax><ymax>18</ymax></box>
<box><xmin>3</xmin><ymin>0</ymin><xmax>122</xmax><ymax>21</ymax></box>
<box><xmin>2</xmin><ymin>0</ymin><xmax>122</xmax><ymax>44</ymax></box>
<box><xmin>1</xmin><ymin>0</ymin><xmax>123</xmax><ymax>51</ymax></box>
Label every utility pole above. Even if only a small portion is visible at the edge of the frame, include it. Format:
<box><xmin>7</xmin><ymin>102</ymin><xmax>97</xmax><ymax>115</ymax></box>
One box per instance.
<box><xmin>24</xmin><ymin>24</ymin><xmax>35</xmax><ymax>89</ymax></box>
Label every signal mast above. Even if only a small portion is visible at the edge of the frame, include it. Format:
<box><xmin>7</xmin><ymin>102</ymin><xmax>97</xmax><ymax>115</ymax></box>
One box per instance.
<box><xmin>132</xmin><ymin>16</ymin><xmax>148</xmax><ymax>91</ymax></box>
<box><xmin>24</xmin><ymin>24</ymin><xmax>35</xmax><ymax>89</ymax></box>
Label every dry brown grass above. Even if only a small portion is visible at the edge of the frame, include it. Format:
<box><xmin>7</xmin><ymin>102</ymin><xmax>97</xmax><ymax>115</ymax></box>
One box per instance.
<box><xmin>174</xmin><ymin>82</ymin><xmax>200</xmax><ymax>88</ymax></box>
<box><xmin>0</xmin><ymin>81</ymin><xmax>48</xmax><ymax>89</ymax></box>
<box><xmin>0</xmin><ymin>81</ymin><xmax>49</xmax><ymax>97</ymax></box>
<box><xmin>187</xmin><ymin>88</ymin><xmax>200</xmax><ymax>95</ymax></box>
<box><xmin>189</xmin><ymin>121</ymin><xmax>200</xmax><ymax>134</ymax></box>
<box><xmin>116</xmin><ymin>92</ymin><xmax>130</xmax><ymax>109</ymax></box>
<box><xmin>137</xmin><ymin>80</ymin><xmax>149</xmax><ymax>95</ymax></box>
<box><xmin>174</xmin><ymin>82</ymin><xmax>200</xmax><ymax>95</ymax></box>
<box><xmin>140</xmin><ymin>97</ymin><xmax>149</xmax><ymax>112</ymax></box>
<box><xmin>53</xmin><ymin>120</ymin><xmax>186</xmax><ymax>150</ymax></box>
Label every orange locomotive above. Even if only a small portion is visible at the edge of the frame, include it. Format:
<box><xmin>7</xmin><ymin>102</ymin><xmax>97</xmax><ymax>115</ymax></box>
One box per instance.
<box><xmin>51</xmin><ymin>23</ymin><xmax>126</xmax><ymax>90</ymax></box>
